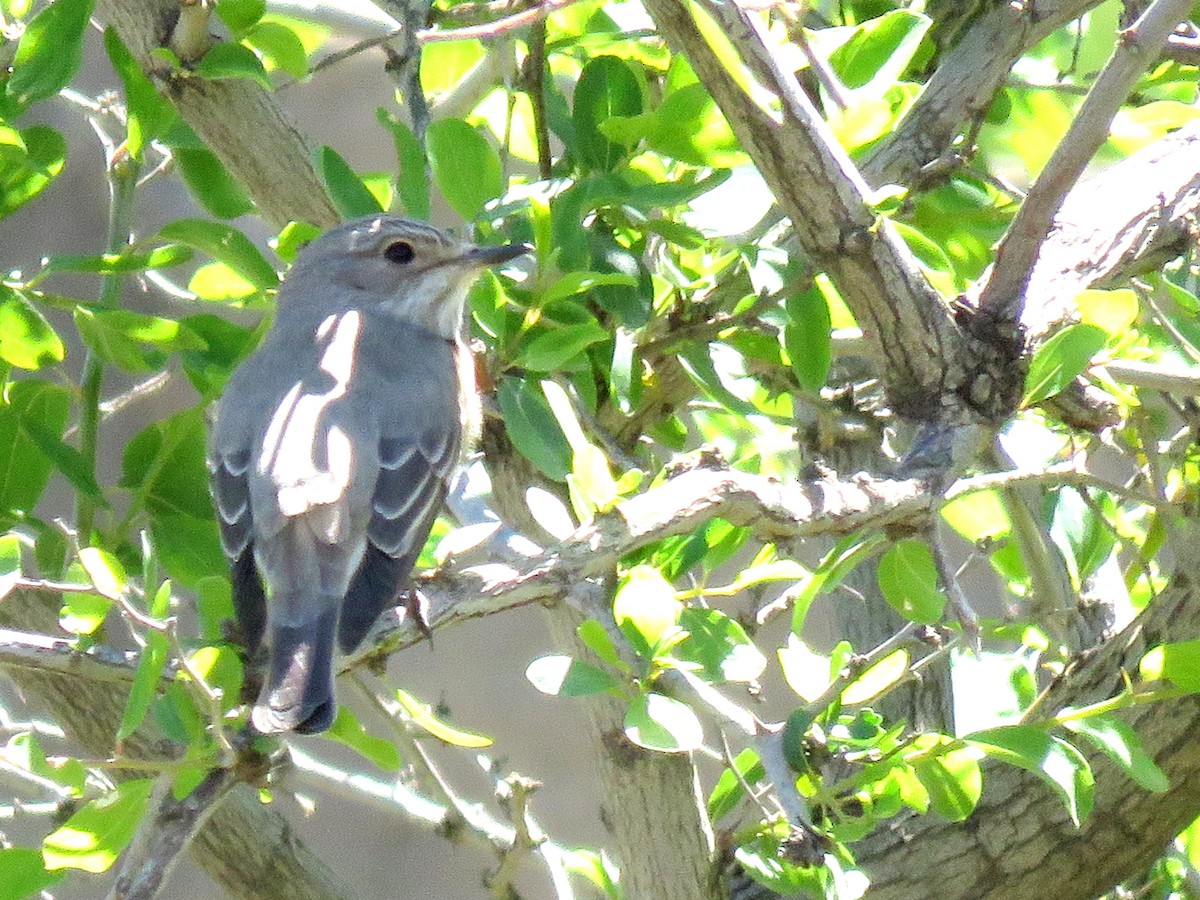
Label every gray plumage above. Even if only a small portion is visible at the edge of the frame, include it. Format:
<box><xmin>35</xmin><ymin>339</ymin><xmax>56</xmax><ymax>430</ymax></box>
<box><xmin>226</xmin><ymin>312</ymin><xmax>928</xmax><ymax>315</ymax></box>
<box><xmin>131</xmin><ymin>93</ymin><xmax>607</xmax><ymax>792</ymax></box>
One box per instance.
<box><xmin>208</xmin><ymin>215</ymin><xmax>527</xmax><ymax>734</ymax></box>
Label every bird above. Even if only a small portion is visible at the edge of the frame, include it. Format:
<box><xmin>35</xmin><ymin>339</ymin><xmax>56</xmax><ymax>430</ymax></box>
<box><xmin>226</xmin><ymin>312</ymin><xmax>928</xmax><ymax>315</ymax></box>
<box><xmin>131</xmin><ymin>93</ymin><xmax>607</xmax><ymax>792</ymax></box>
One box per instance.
<box><xmin>208</xmin><ymin>214</ymin><xmax>528</xmax><ymax>735</ymax></box>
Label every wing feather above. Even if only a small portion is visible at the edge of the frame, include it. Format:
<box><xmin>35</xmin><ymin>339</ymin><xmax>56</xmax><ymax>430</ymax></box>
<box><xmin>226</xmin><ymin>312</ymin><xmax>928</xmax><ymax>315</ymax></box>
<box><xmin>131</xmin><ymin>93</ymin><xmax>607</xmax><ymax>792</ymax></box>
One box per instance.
<box><xmin>337</xmin><ymin>429</ymin><xmax>458</xmax><ymax>653</ymax></box>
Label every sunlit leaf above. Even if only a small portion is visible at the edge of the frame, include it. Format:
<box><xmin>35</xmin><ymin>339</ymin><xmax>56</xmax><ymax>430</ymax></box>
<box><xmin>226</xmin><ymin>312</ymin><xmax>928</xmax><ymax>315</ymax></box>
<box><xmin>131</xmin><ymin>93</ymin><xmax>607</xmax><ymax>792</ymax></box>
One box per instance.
<box><xmin>0</xmin><ymin>285</ymin><xmax>64</xmax><ymax>370</ymax></box>
<box><xmin>877</xmin><ymin>539</ymin><xmax>946</xmax><ymax>624</ymax></box>
<box><xmin>1023</xmin><ymin>324</ymin><xmax>1107</xmax><ymax>406</ymax></box>
<box><xmin>43</xmin><ymin>779</ymin><xmax>154</xmax><ymax>873</ymax></box>
<box><xmin>526</xmin><ymin>655</ymin><xmax>623</xmax><ymax>697</ymax></box>
<box><xmin>624</xmin><ymin>692</ymin><xmax>703</xmax><ymax>752</ymax></box>
<box><xmin>426</xmin><ymin>119</ymin><xmax>503</xmax><ymax>219</ymax></box>
<box><xmin>841</xmin><ymin>649</ymin><xmax>909</xmax><ymax>704</ymax></box>
<box><xmin>394</xmin><ymin>687</ymin><xmax>493</xmax><ymax>748</ymax></box>
<box><xmin>6</xmin><ymin>0</ymin><xmax>93</xmax><ymax>108</ymax></box>
<box><xmin>1060</xmin><ymin>711</ymin><xmax>1168</xmax><ymax>793</ymax></box>
<box><xmin>967</xmin><ymin>725</ymin><xmax>1093</xmax><ymax>825</ymax></box>
<box><xmin>613</xmin><ymin>565</ymin><xmax>682</xmax><ymax>656</ymax></box>
<box><xmin>325</xmin><ymin>706</ymin><xmax>401</xmax><ymax>772</ymax></box>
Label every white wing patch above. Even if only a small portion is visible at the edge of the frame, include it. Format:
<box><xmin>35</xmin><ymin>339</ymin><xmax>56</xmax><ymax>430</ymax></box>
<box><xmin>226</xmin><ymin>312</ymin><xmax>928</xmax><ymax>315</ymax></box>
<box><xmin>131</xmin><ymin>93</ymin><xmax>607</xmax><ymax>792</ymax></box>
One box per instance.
<box><xmin>258</xmin><ymin>310</ymin><xmax>362</xmax><ymax>523</ymax></box>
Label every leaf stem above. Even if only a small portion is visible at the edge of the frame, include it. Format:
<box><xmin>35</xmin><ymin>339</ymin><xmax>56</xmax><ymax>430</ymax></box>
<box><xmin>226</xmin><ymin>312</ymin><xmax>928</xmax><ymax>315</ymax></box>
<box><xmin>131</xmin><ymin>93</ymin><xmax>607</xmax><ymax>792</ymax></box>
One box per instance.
<box><xmin>76</xmin><ymin>149</ymin><xmax>140</xmax><ymax>544</ymax></box>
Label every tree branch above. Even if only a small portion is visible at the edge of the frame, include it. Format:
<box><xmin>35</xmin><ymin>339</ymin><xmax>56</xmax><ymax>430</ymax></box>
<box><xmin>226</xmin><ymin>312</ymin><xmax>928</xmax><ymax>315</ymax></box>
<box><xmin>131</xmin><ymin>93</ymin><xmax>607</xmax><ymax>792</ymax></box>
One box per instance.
<box><xmin>107</xmin><ymin>768</ymin><xmax>238</xmax><ymax>900</ymax></box>
<box><xmin>863</xmin><ymin>0</ymin><xmax>1105</xmax><ymax>188</ymax></box>
<box><xmin>1020</xmin><ymin>118</ymin><xmax>1200</xmax><ymax>339</ymax></box>
<box><xmin>977</xmin><ymin>0</ymin><xmax>1195</xmax><ymax>322</ymax></box>
<box><xmin>858</xmin><ymin>525</ymin><xmax>1200</xmax><ymax>900</ymax></box>
<box><xmin>643</xmin><ymin>0</ymin><xmax>968</xmax><ymax>421</ymax></box>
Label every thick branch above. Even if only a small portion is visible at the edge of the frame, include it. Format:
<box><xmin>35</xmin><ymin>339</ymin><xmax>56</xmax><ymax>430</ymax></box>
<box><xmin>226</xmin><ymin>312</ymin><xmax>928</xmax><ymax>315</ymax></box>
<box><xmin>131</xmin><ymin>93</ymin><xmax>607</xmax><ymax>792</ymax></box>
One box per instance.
<box><xmin>354</xmin><ymin>462</ymin><xmax>931</xmax><ymax>656</ymax></box>
<box><xmin>978</xmin><ymin>0</ymin><xmax>1195</xmax><ymax>321</ymax></box>
<box><xmin>107</xmin><ymin>768</ymin><xmax>238</xmax><ymax>900</ymax></box>
<box><xmin>1021</xmin><ymin>118</ymin><xmax>1200</xmax><ymax>339</ymax></box>
<box><xmin>858</xmin><ymin>526</ymin><xmax>1200</xmax><ymax>899</ymax></box>
<box><xmin>96</xmin><ymin>0</ymin><xmax>339</xmax><ymax>230</ymax></box>
<box><xmin>643</xmin><ymin>0</ymin><xmax>966</xmax><ymax>420</ymax></box>
<box><xmin>863</xmin><ymin>0</ymin><xmax>1105</xmax><ymax>187</ymax></box>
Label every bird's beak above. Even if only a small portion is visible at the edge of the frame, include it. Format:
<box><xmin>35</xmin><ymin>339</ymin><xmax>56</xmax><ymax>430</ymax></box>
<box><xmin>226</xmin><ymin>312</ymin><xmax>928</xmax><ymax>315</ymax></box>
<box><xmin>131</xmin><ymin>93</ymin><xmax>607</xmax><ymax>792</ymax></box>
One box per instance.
<box><xmin>462</xmin><ymin>243</ymin><xmax>532</xmax><ymax>268</ymax></box>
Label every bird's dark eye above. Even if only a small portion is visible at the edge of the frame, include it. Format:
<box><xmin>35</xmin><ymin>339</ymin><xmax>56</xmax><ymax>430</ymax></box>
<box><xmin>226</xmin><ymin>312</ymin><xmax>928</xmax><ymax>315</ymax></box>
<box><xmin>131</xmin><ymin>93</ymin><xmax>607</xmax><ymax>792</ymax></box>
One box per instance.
<box><xmin>384</xmin><ymin>241</ymin><xmax>415</xmax><ymax>265</ymax></box>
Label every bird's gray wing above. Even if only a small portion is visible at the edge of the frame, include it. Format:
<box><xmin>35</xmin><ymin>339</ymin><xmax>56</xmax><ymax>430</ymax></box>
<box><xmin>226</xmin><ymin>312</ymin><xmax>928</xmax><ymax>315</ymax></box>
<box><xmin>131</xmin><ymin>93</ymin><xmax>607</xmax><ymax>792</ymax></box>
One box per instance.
<box><xmin>337</xmin><ymin>422</ymin><xmax>459</xmax><ymax>653</ymax></box>
<box><xmin>208</xmin><ymin>440</ymin><xmax>268</xmax><ymax>653</ymax></box>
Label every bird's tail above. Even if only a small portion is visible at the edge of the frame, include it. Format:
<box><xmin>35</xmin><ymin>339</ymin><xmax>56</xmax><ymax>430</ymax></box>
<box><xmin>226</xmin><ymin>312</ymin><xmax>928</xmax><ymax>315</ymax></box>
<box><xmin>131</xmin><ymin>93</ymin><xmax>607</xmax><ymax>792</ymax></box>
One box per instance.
<box><xmin>251</xmin><ymin>601</ymin><xmax>339</xmax><ymax>735</ymax></box>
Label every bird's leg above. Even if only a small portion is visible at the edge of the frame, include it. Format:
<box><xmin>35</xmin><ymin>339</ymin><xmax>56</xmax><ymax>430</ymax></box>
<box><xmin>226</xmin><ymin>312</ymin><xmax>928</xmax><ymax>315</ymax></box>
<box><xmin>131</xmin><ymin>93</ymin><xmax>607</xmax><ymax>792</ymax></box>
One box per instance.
<box><xmin>405</xmin><ymin>589</ymin><xmax>434</xmax><ymax>647</ymax></box>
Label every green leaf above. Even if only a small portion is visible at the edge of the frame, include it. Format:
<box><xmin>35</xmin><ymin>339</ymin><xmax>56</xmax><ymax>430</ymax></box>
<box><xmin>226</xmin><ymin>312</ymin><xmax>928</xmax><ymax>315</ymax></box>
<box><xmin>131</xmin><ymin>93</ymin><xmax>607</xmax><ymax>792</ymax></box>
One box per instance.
<box><xmin>121</xmin><ymin>409</ymin><xmax>214</xmax><ymax>519</ymax></box>
<box><xmin>967</xmin><ymin>725</ymin><xmax>1093</xmax><ymax>825</ymax></box>
<box><xmin>708</xmin><ymin>748</ymin><xmax>764</xmax><ymax>820</ymax></box>
<box><xmin>514</xmin><ymin>322</ymin><xmax>609</xmax><ymax>372</ymax></box>
<box><xmin>196</xmin><ymin>43</ymin><xmax>273</xmax><ymax>90</ymax></box>
<box><xmin>1075</xmin><ymin>288</ymin><xmax>1138</xmax><ymax>336</ymax></box>
<box><xmin>149</xmin><ymin>512</ymin><xmax>226</xmax><ymax>588</ymax></box>
<box><xmin>159</xmin><ymin>219</ymin><xmax>279</xmax><ymax>288</ymax></box>
<box><xmin>194</xmin><ymin>575</ymin><xmax>235</xmax><ymax>643</ymax></box>
<box><xmin>1140</xmin><ymin>641</ymin><xmax>1200</xmax><ymax>692</ymax></box>
<box><xmin>877</xmin><ymin>539</ymin><xmax>947</xmax><ymax>624</ymax></box>
<box><xmin>178</xmin><ymin>313</ymin><xmax>258</xmax><ymax>397</ymax></box>
<box><xmin>173</xmin><ymin>148</ymin><xmax>255</xmax><ymax>218</ymax></box>
<box><xmin>315</xmin><ymin>145</ymin><xmax>384</xmax><ymax>219</ymax></box>
<box><xmin>272</xmin><ymin>221</ymin><xmax>322</xmax><ymax>264</ymax></box>
<box><xmin>0</xmin><ymin>286</ymin><xmax>64</xmax><ymax>369</ymax></box>
<box><xmin>567</xmin><ymin>443</ymin><xmax>619</xmax><ymax>522</ymax></box>
<box><xmin>785</xmin><ymin>284</ymin><xmax>833</xmax><ymax>392</ymax></box>
<box><xmin>791</xmin><ymin>532</ymin><xmax>885</xmax><ymax>633</ymax></box>
<box><xmin>117</xmin><ymin>630</ymin><xmax>168</xmax><ymax>741</ymax></box>
<box><xmin>674</xmin><ymin>607</ymin><xmax>766</xmax><ymax>683</ymax></box>
<box><xmin>828</xmin><ymin>10</ymin><xmax>930</xmax><ymax>97</ymax></box>
<box><xmin>0</xmin><ymin>533</ymin><xmax>21</xmax><ymax>600</ymax></box>
<box><xmin>538</xmin><ymin>271</ymin><xmax>637</xmax><ymax>305</ymax></box>
<box><xmin>324</xmin><ymin>706</ymin><xmax>402</xmax><ymax>772</ymax></box>
<box><xmin>6</xmin><ymin>0</ymin><xmax>94</xmax><ymax>108</ymax></box>
<box><xmin>243</xmin><ymin>21</ymin><xmax>308</xmax><ymax>77</ymax></box>
<box><xmin>105</xmin><ymin>28</ymin><xmax>175</xmax><ymax>160</ymax></box>
<box><xmin>74</xmin><ymin>307</ymin><xmax>207</xmax><ymax>372</ymax></box>
<box><xmin>37</xmin><ymin>244</ymin><xmax>193</xmax><ymax>278</ymax></box>
<box><xmin>624</xmin><ymin>692</ymin><xmax>703</xmax><ymax>752</ymax></box>
<box><xmin>0</xmin><ymin>847</ymin><xmax>61</xmax><ymax>899</ymax></box>
<box><xmin>426</xmin><ymin>118</ymin><xmax>503</xmax><ymax>219</ymax></box>
<box><xmin>1060</xmin><ymin>711</ymin><xmax>1168</xmax><ymax>793</ymax></box>
<box><xmin>185</xmin><ymin>645</ymin><xmax>243</xmax><ymax>714</ymax></box>
<box><xmin>0</xmin><ymin>125</ymin><xmax>66</xmax><ymax>218</ymax></box>
<box><xmin>577</xmin><ymin>618</ymin><xmax>626</xmax><ymax>670</ymax></box>
<box><xmin>377</xmin><ymin>109</ymin><xmax>429</xmax><ymax>220</ymax></box>
<box><xmin>651</xmin><ymin>83</ymin><xmax>745</xmax><ymax>167</ymax></box>
<box><xmin>841</xmin><ymin>649</ymin><xmax>908</xmax><ymax>704</ymax></box>
<box><xmin>573</xmin><ymin>56</ymin><xmax>643</xmax><ymax>171</ymax></box>
<box><xmin>911</xmin><ymin>735</ymin><xmax>982</xmax><ymax>821</ymax></box>
<box><xmin>0</xmin><ymin>380</ymin><xmax>70</xmax><ymax>523</ymax></box>
<box><xmin>394</xmin><ymin>687</ymin><xmax>493</xmax><ymax>748</ymax></box>
<box><xmin>941</xmin><ymin>489</ymin><xmax>1011</xmax><ymax>542</ymax></box>
<box><xmin>5</xmin><ymin>733</ymin><xmax>85</xmax><ymax>797</ymax></box>
<box><xmin>214</xmin><ymin>0</ymin><xmax>266</xmax><ymax>33</ymax></box>
<box><xmin>188</xmin><ymin>262</ymin><xmax>259</xmax><ymax>302</ymax></box>
<box><xmin>22</xmin><ymin>418</ymin><xmax>103</xmax><ymax>498</ymax></box>
<box><xmin>58</xmin><ymin>582</ymin><xmax>112</xmax><ymax>634</ymax></box>
<box><xmin>1023</xmin><ymin>324</ymin><xmax>1107</xmax><ymax>406</ymax></box>
<box><xmin>613</xmin><ymin>565</ymin><xmax>681</xmax><ymax>656</ymax></box>
<box><xmin>43</xmin><ymin>779</ymin><xmax>154</xmax><ymax>873</ymax></box>
<box><xmin>497</xmin><ymin>375</ymin><xmax>572</xmax><ymax>481</ymax></box>
<box><xmin>526</xmin><ymin>654</ymin><xmax>622</xmax><ymax>697</ymax></box>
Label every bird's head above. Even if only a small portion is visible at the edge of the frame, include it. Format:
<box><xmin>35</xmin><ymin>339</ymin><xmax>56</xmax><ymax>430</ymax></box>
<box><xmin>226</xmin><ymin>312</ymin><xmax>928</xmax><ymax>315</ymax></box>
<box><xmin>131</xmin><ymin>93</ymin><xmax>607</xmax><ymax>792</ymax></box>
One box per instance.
<box><xmin>281</xmin><ymin>215</ymin><xmax>529</xmax><ymax>339</ymax></box>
